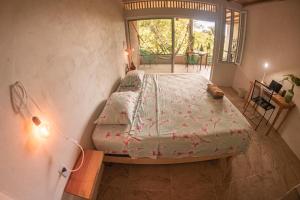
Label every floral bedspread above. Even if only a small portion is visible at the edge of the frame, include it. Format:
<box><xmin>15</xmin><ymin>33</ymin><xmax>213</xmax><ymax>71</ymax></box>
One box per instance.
<box><xmin>93</xmin><ymin>74</ymin><xmax>252</xmax><ymax>159</ymax></box>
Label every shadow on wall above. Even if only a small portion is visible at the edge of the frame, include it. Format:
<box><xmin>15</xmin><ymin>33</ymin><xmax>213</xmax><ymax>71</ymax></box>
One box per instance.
<box><xmin>79</xmin><ymin>77</ymin><xmax>122</xmax><ymax>149</ymax></box>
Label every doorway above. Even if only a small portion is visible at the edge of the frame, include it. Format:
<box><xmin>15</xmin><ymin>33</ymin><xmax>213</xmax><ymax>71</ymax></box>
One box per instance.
<box><xmin>127</xmin><ymin>18</ymin><xmax>215</xmax><ymax>79</ymax></box>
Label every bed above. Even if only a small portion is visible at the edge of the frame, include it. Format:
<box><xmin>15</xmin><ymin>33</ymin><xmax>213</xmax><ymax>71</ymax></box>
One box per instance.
<box><xmin>92</xmin><ymin>73</ymin><xmax>253</xmax><ymax>164</ymax></box>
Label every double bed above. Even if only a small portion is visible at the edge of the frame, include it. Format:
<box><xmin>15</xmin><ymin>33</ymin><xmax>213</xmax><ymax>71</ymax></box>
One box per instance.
<box><xmin>92</xmin><ymin>73</ymin><xmax>253</xmax><ymax>164</ymax></box>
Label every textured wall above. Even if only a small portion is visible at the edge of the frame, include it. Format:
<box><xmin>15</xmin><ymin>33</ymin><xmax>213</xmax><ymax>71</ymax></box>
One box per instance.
<box><xmin>232</xmin><ymin>0</ymin><xmax>300</xmax><ymax>158</ymax></box>
<box><xmin>0</xmin><ymin>0</ymin><xmax>125</xmax><ymax>199</ymax></box>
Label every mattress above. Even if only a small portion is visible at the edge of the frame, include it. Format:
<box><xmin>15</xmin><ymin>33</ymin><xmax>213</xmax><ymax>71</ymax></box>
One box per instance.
<box><xmin>92</xmin><ymin>73</ymin><xmax>253</xmax><ymax>159</ymax></box>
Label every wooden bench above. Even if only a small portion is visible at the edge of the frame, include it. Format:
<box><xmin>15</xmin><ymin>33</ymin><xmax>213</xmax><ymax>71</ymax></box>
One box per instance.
<box><xmin>64</xmin><ymin>150</ymin><xmax>104</xmax><ymax>200</ymax></box>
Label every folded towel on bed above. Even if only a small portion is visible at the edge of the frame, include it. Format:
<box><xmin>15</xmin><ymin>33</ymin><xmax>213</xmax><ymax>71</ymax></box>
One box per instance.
<box><xmin>207</xmin><ymin>84</ymin><xmax>224</xmax><ymax>99</ymax></box>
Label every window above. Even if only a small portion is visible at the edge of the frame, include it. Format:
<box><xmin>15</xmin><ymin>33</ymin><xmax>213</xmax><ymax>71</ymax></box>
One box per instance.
<box><xmin>221</xmin><ymin>9</ymin><xmax>246</xmax><ymax>64</ymax></box>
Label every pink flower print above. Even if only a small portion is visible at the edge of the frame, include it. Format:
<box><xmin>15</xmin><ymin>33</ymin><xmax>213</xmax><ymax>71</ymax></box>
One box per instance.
<box><xmin>201</xmin><ymin>127</ymin><xmax>208</xmax><ymax>133</ymax></box>
<box><xmin>192</xmin><ymin>142</ymin><xmax>199</xmax><ymax>148</ymax></box>
<box><xmin>187</xmin><ymin>110</ymin><xmax>192</xmax><ymax>114</ymax></box>
<box><xmin>157</xmin><ymin>150</ymin><xmax>162</xmax><ymax>156</ymax></box>
<box><xmin>120</xmin><ymin>111</ymin><xmax>127</xmax><ymax>116</ymax></box>
<box><xmin>159</xmin><ymin>119</ymin><xmax>169</xmax><ymax>126</ymax></box>
<box><xmin>172</xmin><ymin>132</ymin><xmax>177</xmax><ymax>140</ymax></box>
<box><xmin>183</xmin><ymin>134</ymin><xmax>189</xmax><ymax>139</ymax></box>
<box><xmin>115</xmin><ymin>132</ymin><xmax>121</xmax><ymax>137</ymax></box>
<box><xmin>182</xmin><ymin>123</ymin><xmax>188</xmax><ymax>127</ymax></box>
<box><xmin>105</xmin><ymin>132</ymin><xmax>111</xmax><ymax>138</ymax></box>
<box><xmin>123</xmin><ymin>139</ymin><xmax>129</xmax><ymax>146</ymax></box>
<box><xmin>146</xmin><ymin>118</ymin><xmax>153</xmax><ymax>122</ymax></box>
<box><xmin>136</xmin><ymin>125</ymin><xmax>142</xmax><ymax>131</ymax></box>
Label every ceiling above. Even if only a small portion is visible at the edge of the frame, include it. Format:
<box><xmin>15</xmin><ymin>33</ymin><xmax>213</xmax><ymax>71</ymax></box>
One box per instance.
<box><xmin>228</xmin><ymin>0</ymin><xmax>285</xmax><ymax>6</ymax></box>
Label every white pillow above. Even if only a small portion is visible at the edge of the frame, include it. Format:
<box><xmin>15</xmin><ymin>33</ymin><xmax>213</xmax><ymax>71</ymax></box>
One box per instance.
<box><xmin>95</xmin><ymin>91</ymin><xmax>139</xmax><ymax>125</ymax></box>
<box><xmin>120</xmin><ymin>70</ymin><xmax>144</xmax><ymax>91</ymax></box>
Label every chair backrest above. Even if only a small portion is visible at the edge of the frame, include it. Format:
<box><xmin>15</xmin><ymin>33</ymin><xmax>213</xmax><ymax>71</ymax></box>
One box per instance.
<box><xmin>268</xmin><ymin>80</ymin><xmax>282</xmax><ymax>93</ymax></box>
<box><xmin>251</xmin><ymin>80</ymin><xmax>274</xmax><ymax>103</ymax></box>
<box><xmin>185</xmin><ymin>53</ymin><xmax>199</xmax><ymax>64</ymax></box>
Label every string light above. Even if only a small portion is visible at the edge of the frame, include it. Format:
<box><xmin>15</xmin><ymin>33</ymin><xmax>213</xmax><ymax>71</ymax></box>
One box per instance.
<box><xmin>10</xmin><ymin>81</ymin><xmax>85</xmax><ymax>173</ymax></box>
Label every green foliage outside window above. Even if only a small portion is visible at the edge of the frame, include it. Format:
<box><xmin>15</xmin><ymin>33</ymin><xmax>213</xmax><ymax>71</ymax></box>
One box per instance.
<box><xmin>137</xmin><ymin>19</ymin><xmax>215</xmax><ymax>57</ymax></box>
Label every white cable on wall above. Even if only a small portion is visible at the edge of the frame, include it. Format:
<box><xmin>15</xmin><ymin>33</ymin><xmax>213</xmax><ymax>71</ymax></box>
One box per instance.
<box><xmin>10</xmin><ymin>81</ymin><xmax>85</xmax><ymax>173</ymax></box>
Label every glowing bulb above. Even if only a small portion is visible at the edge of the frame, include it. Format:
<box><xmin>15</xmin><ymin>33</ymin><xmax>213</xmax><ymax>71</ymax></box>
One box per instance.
<box><xmin>264</xmin><ymin>62</ymin><xmax>269</xmax><ymax>69</ymax></box>
<box><xmin>37</xmin><ymin>124</ymin><xmax>50</xmax><ymax>138</ymax></box>
<box><xmin>124</xmin><ymin>50</ymin><xmax>129</xmax><ymax>56</ymax></box>
<box><xmin>32</xmin><ymin>116</ymin><xmax>50</xmax><ymax>139</ymax></box>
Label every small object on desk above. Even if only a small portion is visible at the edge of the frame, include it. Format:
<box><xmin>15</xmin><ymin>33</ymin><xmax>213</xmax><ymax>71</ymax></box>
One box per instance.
<box><xmin>64</xmin><ymin>150</ymin><xmax>104</xmax><ymax>200</ymax></box>
<box><xmin>284</xmin><ymin>90</ymin><xmax>294</xmax><ymax>103</ymax></box>
<box><xmin>280</xmin><ymin>90</ymin><xmax>286</xmax><ymax>97</ymax></box>
<box><xmin>207</xmin><ymin>84</ymin><xmax>224</xmax><ymax>99</ymax></box>
<box><xmin>268</xmin><ymin>80</ymin><xmax>282</xmax><ymax>93</ymax></box>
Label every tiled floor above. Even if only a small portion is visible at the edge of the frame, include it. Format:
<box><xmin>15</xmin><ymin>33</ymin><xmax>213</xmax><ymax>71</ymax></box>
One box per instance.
<box><xmin>97</xmin><ymin>87</ymin><xmax>300</xmax><ymax>200</ymax></box>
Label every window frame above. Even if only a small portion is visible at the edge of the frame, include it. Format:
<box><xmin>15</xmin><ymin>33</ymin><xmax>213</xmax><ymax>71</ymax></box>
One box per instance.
<box><xmin>219</xmin><ymin>8</ymin><xmax>246</xmax><ymax>65</ymax></box>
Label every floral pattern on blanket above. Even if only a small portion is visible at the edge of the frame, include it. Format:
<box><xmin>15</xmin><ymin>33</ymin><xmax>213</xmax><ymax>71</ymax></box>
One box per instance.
<box><xmin>93</xmin><ymin>74</ymin><xmax>252</xmax><ymax>158</ymax></box>
<box><xmin>127</xmin><ymin>74</ymin><xmax>252</xmax><ymax>159</ymax></box>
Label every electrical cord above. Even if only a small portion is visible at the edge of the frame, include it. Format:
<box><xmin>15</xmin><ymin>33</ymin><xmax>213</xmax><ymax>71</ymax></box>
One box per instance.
<box><xmin>10</xmin><ymin>81</ymin><xmax>85</xmax><ymax>173</ymax></box>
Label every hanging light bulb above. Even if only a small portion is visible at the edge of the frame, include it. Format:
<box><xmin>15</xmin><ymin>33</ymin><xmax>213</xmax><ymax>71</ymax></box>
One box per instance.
<box><xmin>32</xmin><ymin>116</ymin><xmax>50</xmax><ymax>139</ymax></box>
<box><xmin>264</xmin><ymin>62</ymin><xmax>269</xmax><ymax>69</ymax></box>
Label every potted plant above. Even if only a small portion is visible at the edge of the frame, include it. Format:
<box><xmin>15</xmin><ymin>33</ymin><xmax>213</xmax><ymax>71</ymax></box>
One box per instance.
<box><xmin>282</xmin><ymin>74</ymin><xmax>300</xmax><ymax>103</ymax></box>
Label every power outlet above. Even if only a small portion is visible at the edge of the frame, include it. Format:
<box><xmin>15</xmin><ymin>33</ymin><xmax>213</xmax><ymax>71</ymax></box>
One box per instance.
<box><xmin>58</xmin><ymin>166</ymin><xmax>69</xmax><ymax>178</ymax></box>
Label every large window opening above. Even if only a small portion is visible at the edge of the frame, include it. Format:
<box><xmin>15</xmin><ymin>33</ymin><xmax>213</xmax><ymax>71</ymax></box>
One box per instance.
<box><xmin>128</xmin><ymin>18</ymin><xmax>215</xmax><ymax>79</ymax></box>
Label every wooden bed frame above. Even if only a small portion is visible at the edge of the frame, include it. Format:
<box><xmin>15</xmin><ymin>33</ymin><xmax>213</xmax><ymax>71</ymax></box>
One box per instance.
<box><xmin>103</xmin><ymin>152</ymin><xmax>235</xmax><ymax>165</ymax></box>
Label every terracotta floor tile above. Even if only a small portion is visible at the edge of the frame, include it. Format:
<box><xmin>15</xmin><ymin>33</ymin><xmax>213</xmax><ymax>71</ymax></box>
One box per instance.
<box><xmin>171</xmin><ymin>185</ymin><xmax>216</xmax><ymax>200</ymax></box>
<box><xmin>124</xmin><ymin>189</ymin><xmax>172</xmax><ymax>200</ymax></box>
<box><xmin>101</xmin><ymin>164</ymin><xmax>129</xmax><ymax>187</ymax></box>
<box><xmin>128</xmin><ymin>165</ymin><xmax>172</xmax><ymax>190</ymax></box>
<box><xmin>97</xmin><ymin>184</ymin><xmax>124</xmax><ymax>200</ymax></box>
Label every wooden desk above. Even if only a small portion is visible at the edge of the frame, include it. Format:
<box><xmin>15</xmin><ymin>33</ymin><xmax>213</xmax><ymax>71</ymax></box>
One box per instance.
<box><xmin>244</xmin><ymin>81</ymin><xmax>295</xmax><ymax>135</ymax></box>
<box><xmin>65</xmin><ymin>150</ymin><xmax>104</xmax><ymax>200</ymax></box>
